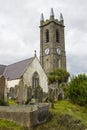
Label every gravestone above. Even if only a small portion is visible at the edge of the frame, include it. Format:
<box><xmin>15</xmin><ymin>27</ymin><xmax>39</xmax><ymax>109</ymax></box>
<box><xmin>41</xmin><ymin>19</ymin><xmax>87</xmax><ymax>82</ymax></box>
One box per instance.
<box><xmin>9</xmin><ymin>87</ymin><xmax>15</xmax><ymax>99</ymax></box>
<box><xmin>0</xmin><ymin>76</ymin><xmax>6</xmax><ymax>100</ymax></box>
<box><xmin>16</xmin><ymin>79</ymin><xmax>24</xmax><ymax>104</ymax></box>
<box><xmin>14</xmin><ymin>80</ymin><xmax>32</xmax><ymax>104</ymax></box>
<box><xmin>33</xmin><ymin>86</ymin><xmax>43</xmax><ymax>103</ymax></box>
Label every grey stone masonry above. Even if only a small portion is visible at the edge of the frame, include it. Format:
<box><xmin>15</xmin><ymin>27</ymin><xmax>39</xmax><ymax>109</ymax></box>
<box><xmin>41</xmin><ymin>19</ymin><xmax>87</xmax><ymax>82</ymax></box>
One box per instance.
<box><xmin>0</xmin><ymin>76</ymin><xmax>6</xmax><ymax>100</ymax></box>
<box><xmin>0</xmin><ymin>103</ymin><xmax>49</xmax><ymax>128</ymax></box>
<box><xmin>40</xmin><ymin>10</ymin><xmax>66</xmax><ymax>75</ymax></box>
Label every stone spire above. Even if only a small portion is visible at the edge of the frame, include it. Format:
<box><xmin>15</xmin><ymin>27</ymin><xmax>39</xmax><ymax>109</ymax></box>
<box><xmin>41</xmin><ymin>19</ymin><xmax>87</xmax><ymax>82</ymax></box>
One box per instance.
<box><xmin>50</xmin><ymin>8</ymin><xmax>54</xmax><ymax>19</ymax></box>
<box><xmin>60</xmin><ymin>13</ymin><xmax>64</xmax><ymax>21</ymax></box>
<box><xmin>34</xmin><ymin>50</ymin><xmax>37</xmax><ymax>57</ymax></box>
<box><xmin>40</xmin><ymin>13</ymin><xmax>44</xmax><ymax>22</ymax></box>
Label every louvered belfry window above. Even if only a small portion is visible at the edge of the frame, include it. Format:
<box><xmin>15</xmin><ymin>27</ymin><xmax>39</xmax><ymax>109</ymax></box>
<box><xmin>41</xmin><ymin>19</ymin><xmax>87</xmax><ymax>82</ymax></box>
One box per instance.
<box><xmin>56</xmin><ymin>29</ymin><xmax>59</xmax><ymax>43</ymax></box>
<box><xmin>45</xmin><ymin>29</ymin><xmax>49</xmax><ymax>43</ymax></box>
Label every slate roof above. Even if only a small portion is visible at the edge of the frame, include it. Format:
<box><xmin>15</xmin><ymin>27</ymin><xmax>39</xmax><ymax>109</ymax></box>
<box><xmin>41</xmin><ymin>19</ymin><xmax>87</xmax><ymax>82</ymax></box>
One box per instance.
<box><xmin>3</xmin><ymin>57</ymin><xmax>34</xmax><ymax>80</ymax></box>
<box><xmin>0</xmin><ymin>65</ymin><xmax>7</xmax><ymax>75</ymax></box>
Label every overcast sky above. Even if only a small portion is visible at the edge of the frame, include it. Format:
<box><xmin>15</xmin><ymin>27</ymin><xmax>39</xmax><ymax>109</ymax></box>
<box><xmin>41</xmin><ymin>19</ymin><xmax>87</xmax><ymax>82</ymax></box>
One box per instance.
<box><xmin>0</xmin><ymin>0</ymin><xmax>87</xmax><ymax>76</ymax></box>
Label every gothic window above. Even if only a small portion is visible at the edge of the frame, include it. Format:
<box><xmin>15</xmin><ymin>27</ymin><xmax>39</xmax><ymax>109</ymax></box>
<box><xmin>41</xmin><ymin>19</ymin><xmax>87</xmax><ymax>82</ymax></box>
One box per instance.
<box><xmin>32</xmin><ymin>72</ymin><xmax>39</xmax><ymax>88</ymax></box>
<box><xmin>56</xmin><ymin>29</ymin><xmax>60</xmax><ymax>43</ymax></box>
<box><xmin>45</xmin><ymin>29</ymin><xmax>49</xmax><ymax>43</ymax></box>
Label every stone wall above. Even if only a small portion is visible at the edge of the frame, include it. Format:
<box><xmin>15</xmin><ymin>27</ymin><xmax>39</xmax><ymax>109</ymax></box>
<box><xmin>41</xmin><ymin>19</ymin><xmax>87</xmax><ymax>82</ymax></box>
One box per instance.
<box><xmin>7</xmin><ymin>79</ymin><xmax>20</xmax><ymax>89</ymax></box>
<box><xmin>23</xmin><ymin>57</ymin><xmax>48</xmax><ymax>93</ymax></box>
<box><xmin>40</xmin><ymin>15</ymin><xmax>66</xmax><ymax>75</ymax></box>
<box><xmin>0</xmin><ymin>103</ymin><xmax>49</xmax><ymax>128</ymax></box>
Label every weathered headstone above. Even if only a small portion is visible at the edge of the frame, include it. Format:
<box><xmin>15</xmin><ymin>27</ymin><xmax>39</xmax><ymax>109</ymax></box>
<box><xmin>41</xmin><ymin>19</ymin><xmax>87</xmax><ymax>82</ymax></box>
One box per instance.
<box><xmin>0</xmin><ymin>76</ymin><xmax>6</xmax><ymax>100</ymax></box>
<box><xmin>9</xmin><ymin>87</ymin><xmax>15</xmax><ymax>99</ymax></box>
<box><xmin>16</xmin><ymin>79</ymin><xmax>24</xmax><ymax>104</ymax></box>
<box><xmin>49</xmin><ymin>82</ymin><xmax>65</xmax><ymax>100</ymax></box>
<box><xmin>14</xmin><ymin>79</ymin><xmax>32</xmax><ymax>104</ymax></box>
<box><xmin>33</xmin><ymin>86</ymin><xmax>43</xmax><ymax>103</ymax></box>
<box><xmin>26</xmin><ymin>86</ymin><xmax>32</xmax><ymax>103</ymax></box>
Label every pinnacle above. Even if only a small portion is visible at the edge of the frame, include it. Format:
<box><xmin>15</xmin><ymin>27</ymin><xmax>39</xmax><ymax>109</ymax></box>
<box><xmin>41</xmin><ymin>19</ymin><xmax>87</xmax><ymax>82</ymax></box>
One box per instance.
<box><xmin>40</xmin><ymin>13</ymin><xmax>44</xmax><ymax>21</ymax></box>
<box><xmin>50</xmin><ymin>8</ymin><xmax>54</xmax><ymax>18</ymax></box>
<box><xmin>60</xmin><ymin>13</ymin><xmax>64</xmax><ymax>21</ymax></box>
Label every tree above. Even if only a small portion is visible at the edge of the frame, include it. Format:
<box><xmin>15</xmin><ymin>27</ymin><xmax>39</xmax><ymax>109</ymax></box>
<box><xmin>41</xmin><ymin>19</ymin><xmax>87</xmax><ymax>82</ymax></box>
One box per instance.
<box><xmin>48</xmin><ymin>68</ymin><xmax>70</xmax><ymax>101</ymax></box>
<box><xmin>48</xmin><ymin>68</ymin><xmax>70</xmax><ymax>85</ymax></box>
<box><xmin>66</xmin><ymin>74</ymin><xmax>87</xmax><ymax>106</ymax></box>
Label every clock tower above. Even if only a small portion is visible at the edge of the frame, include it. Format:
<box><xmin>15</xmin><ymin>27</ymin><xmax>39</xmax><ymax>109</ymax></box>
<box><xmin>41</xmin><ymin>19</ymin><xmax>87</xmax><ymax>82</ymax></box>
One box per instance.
<box><xmin>40</xmin><ymin>8</ymin><xmax>66</xmax><ymax>75</ymax></box>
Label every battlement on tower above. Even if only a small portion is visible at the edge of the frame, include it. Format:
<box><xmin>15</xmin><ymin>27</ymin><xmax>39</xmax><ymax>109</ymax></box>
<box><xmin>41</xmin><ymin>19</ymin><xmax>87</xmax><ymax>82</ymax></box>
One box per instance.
<box><xmin>40</xmin><ymin>8</ymin><xmax>64</xmax><ymax>27</ymax></box>
<box><xmin>40</xmin><ymin>18</ymin><xmax>64</xmax><ymax>27</ymax></box>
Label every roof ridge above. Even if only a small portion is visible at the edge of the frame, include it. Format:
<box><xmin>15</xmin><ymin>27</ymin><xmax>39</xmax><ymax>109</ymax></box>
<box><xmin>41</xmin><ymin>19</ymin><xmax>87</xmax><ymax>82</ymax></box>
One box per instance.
<box><xmin>3</xmin><ymin>57</ymin><xmax>34</xmax><ymax>80</ymax></box>
<box><xmin>0</xmin><ymin>65</ymin><xmax>7</xmax><ymax>66</ymax></box>
<box><xmin>7</xmin><ymin>57</ymin><xmax>34</xmax><ymax>67</ymax></box>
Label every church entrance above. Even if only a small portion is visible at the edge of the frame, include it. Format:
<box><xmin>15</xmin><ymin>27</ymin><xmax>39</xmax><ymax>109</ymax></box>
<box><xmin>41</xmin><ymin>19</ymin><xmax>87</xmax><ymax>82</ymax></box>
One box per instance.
<box><xmin>32</xmin><ymin>72</ymin><xmax>39</xmax><ymax>88</ymax></box>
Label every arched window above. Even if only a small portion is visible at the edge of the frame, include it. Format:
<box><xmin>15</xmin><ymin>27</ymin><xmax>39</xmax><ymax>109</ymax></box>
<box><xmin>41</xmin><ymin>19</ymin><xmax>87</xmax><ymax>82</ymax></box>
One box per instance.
<box><xmin>32</xmin><ymin>72</ymin><xmax>39</xmax><ymax>88</ymax></box>
<box><xmin>45</xmin><ymin>29</ymin><xmax>49</xmax><ymax>43</ymax></box>
<box><xmin>56</xmin><ymin>29</ymin><xmax>60</xmax><ymax>43</ymax></box>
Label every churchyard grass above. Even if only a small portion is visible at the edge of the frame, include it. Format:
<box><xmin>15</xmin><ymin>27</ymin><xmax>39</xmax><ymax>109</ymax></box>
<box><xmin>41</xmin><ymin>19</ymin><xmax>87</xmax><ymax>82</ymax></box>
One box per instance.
<box><xmin>0</xmin><ymin>100</ymin><xmax>87</xmax><ymax>130</ymax></box>
<box><xmin>32</xmin><ymin>100</ymin><xmax>87</xmax><ymax>130</ymax></box>
<box><xmin>0</xmin><ymin>118</ymin><xmax>24</xmax><ymax>130</ymax></box>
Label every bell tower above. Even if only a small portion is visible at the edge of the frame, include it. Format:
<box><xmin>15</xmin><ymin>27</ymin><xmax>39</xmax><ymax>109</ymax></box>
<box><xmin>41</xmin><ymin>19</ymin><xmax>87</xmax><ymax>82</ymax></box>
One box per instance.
<box><xmin>40</xmin><ymin>8</ymin><xmax>66</xmax><ymax>75</ymax></box>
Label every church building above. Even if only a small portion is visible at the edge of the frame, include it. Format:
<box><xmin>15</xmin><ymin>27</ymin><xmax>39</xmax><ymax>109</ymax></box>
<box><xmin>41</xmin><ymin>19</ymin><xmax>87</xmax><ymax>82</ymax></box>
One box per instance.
<box><xmin>0</xmin><ymin>8</ymin><xmax>66</xmax><ymax>102</ymax></box>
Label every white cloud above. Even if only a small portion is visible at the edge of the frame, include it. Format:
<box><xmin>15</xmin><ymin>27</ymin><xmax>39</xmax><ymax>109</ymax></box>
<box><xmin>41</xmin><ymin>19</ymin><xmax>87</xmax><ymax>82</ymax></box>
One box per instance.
<box><xmin>0</xmin><ymin>0</ymin><xmax>87</xmax><ymax>75</ymax></box>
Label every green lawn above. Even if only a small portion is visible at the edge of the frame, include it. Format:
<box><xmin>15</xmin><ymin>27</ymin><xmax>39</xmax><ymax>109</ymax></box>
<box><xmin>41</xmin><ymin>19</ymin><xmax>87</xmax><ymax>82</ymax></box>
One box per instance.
<box><xmin>0</xmin><ymin>100</ymin><xmax>87</xmax><ymax>130</ymax></box>
<box><xmin>32</xmin><ymin>100</ymin><xmax>87</xmax><ymax>130</ymax></box>
<box><xmin>52</xmin><ymin>100</ymin><xmax>87</xmax><ymax>125</ymax></box>
<box><xmin>0</xmin><ymin>118</ymin><xmax>24</xmax><ymax>130</ymax></box>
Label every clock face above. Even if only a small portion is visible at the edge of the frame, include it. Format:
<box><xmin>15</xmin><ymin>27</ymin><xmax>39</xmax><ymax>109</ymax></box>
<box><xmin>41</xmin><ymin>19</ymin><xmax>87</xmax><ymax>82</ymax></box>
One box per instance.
<box><xmin>56</xmin><ymin>48</ymin><xmax>61</xmax><ymax>55</ymax></box>
<box><xmin>45</xmin><ymin>48</ymin><xmax>49</xmax><ymax>55</ymax></box>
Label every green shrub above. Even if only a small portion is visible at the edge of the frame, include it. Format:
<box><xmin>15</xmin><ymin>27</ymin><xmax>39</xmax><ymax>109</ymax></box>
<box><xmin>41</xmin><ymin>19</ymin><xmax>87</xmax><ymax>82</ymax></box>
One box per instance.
<box><xmin>48</xmin><ymin>68</ymin><xmax>70</xmax><ymax>85</ymax></box>
<box><xmin>0</xmin><ymin>99</ymin><xmax>8</xmax><ymax>106</ymax></box>
<box><xmin>66</xmin><ymin>74</ymin><xmax>87</xmax><ymax>106</ymax></box>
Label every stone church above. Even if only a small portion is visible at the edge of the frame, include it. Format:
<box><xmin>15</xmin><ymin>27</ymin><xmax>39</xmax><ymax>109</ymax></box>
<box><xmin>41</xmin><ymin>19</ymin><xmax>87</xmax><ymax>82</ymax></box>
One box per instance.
<box><xmin>0</xmin><ymin>8</ymin><xmax>66</xmax><ymax>102</ymax></box>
